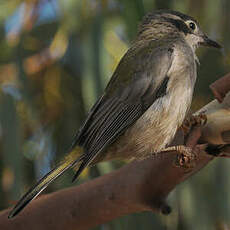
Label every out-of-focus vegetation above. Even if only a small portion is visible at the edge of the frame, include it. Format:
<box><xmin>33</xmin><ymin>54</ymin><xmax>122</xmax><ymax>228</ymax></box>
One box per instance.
<box><xmin>0</xmin><ymin>0</ymin><xmax>229</xmax><ymax>229</ymax></box>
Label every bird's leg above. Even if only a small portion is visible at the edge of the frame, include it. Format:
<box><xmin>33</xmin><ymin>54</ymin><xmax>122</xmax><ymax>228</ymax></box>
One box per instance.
<box><xmin>161</xmin><ymin>145</ymin><xmax>197</xmax><ymax>169</ymax></box>
<box><xmin>159</xmin><ymin>114</ymin><xmax>206</xmax><ymax>168</ymax></box>
<box><xmin>181</xmin><ymin>113</ymin><xmax>207</xmax><ymax>136</ymax></box>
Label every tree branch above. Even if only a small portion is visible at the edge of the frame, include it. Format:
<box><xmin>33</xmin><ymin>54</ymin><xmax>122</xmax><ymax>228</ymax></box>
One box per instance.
<box><xmin>1</xmin><ymin>74</ymin><xmax>230</xmax><ymax>230</ymax></box>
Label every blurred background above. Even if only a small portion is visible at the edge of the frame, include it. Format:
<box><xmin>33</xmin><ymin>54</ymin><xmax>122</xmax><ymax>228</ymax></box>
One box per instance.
<box><xmin>0</xmin><ymin>0</ymin><xmax>229</xmax><ymax>229</ymax></box>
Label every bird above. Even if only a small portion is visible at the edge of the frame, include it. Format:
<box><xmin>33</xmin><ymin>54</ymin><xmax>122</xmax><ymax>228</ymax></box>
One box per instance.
<box><xmin>8</xmin><ymin>9</ymin><xmax>221</xmax><ymax>218</ymax></box>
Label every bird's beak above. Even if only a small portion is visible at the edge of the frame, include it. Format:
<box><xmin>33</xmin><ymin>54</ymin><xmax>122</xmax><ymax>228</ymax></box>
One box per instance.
<box><xmin>200</xmin><ymin>35</ymin><xmax>222</xmax><ymax>49</ymax></box>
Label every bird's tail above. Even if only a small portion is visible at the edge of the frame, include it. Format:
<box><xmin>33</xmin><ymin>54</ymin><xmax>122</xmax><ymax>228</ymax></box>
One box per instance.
<box><xmin>8</xmin><ymin>147</ymin><xmax>84</xmax><ymax>219</ymax></box>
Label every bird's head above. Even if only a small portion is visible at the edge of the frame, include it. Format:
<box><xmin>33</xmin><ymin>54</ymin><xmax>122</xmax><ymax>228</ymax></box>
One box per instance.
<box><xmin>137</xmin><ymin>10</ymin><xmax>221</xmax><ymax>51</ymax></box>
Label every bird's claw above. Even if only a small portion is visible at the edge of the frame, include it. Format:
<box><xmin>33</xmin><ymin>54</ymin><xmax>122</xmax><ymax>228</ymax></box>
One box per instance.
<box><xmin>181</xmin><ymin>113</ymin><xmax>207</xmax><ymax>136</ymax></box>
<box><xmin>162</xmin><ymin>145</ymin><xmax>198</xmax><ymax>169</ymax></box>
<box><xmin>174</xmin><ymin>146</ymin><xmax>197</xmax><ymax>169</ymax></box>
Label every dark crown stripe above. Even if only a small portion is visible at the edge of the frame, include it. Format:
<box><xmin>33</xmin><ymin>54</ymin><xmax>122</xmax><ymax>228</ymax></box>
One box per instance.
<box><xmin>163</xmin><ymin>17</ymin><xmax>191</xmax><ymax>35</ymax></box>
<box><xmin>140</xmin><ymin>10</ymin><xmax>195</xmax><ymax>35</ymax></box>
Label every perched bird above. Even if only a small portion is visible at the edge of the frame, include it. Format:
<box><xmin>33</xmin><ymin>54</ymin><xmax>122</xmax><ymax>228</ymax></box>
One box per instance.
<box><xmin>8</xmin><ymin>10</ymin><xmax>221</xmax><ymax>218</ymax></box>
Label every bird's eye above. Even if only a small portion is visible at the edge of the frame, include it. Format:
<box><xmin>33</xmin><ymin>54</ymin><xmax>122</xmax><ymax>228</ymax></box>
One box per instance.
<box><xmin>189</xmin><ymin>22</ymin><xmax>196</xmax><ymax>30</ymax></box>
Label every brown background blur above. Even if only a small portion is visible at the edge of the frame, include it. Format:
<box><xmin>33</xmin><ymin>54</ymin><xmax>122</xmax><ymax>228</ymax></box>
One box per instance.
<box><xmin>0</xmin><ymin>0</ymin><xmax>229</xmax><ymax>229</ymax></box>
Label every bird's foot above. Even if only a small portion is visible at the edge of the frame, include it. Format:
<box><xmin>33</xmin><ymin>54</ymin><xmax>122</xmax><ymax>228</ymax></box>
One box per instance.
<box><xmin>181</xmin><ymin>113</ymin><xmax>207</xmax><ymax>136</ymax></box>
<box><xmin>174</xmin><ymin>145</ymin><xmax>197</xmax><ymax>169</ymax></box>
<box><xmin>162</xmin><ymin>145</ymin><xmax>197</xmax><ymax>169</ymax></box>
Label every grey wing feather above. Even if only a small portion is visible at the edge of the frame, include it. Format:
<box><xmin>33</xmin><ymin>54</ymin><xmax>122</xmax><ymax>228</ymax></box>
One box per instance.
<box><xmin>72</xmin><ymin>42</ymin><xmax>174</xmax><ymax>181</ymax></box>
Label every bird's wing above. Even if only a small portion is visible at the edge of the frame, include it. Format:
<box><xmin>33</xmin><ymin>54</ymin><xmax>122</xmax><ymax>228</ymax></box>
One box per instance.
<box><xmin>72</xmin><ymin>41</ymin><xmax>174</xmax><ymax>181</ymax></box>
